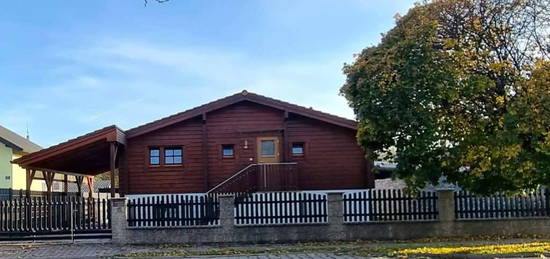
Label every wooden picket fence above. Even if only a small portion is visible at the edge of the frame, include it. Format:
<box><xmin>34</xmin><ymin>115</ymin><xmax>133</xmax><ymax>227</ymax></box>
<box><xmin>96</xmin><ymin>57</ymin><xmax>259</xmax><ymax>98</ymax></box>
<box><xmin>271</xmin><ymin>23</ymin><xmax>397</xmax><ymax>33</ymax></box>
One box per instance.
<box><xmin>455</xmin><ymin>189</ymin><xmax>550</xmax><ymax>219</ymax></box>
<box><xmin>343</xmin><ymin>189</ymin><xmax>438</xmax><ymax>223</ymax></box>
<box><xmin>0</xmin><ymin>197</ymin><xmax>111</xmax><ymax>238</ymax></box>
<box><xmin>127</xmin><ymin>194</ymin><xmax>219</xmax><ymax>227</ymax></box>
<box><xmin>234</xmin><ymin>192</ymin><xmax>327</xmax><ymax>225</ymax></box>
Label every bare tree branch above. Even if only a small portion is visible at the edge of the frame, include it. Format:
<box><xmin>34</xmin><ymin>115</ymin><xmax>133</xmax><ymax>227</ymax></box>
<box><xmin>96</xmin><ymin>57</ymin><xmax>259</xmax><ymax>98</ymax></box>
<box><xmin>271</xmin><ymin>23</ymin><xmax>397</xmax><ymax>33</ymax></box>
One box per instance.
<box><xmin>144</xmin><ymin>0</ymin><xmax>170</xmax><ymax>6</ymax></box>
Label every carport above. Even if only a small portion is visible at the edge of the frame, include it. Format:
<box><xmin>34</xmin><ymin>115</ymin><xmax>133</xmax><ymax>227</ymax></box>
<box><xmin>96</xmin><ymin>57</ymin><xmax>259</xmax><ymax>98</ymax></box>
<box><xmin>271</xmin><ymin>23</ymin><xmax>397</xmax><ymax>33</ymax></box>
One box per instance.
<box><xmin>12</xmin><ymin>125</ymin><xmax>126</xmax><ymax>198</ymax></box>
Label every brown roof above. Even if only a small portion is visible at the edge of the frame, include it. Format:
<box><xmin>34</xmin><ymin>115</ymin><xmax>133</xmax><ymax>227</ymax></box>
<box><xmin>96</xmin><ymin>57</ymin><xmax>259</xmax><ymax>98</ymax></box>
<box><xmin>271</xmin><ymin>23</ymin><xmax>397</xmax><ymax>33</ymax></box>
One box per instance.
<box><xmin>12</xmin><ymin>91</ymin><xmax>355</xmax><ymax>175</ymax></box>
<box><xmin>0</xmin><ymin>125</ymin><xmax>42</xmax><ymax>153</ymax></box>
<box><xmin>126</xmin><ymin>90</ymin><xmax>357</xmax><ymax>138</ymax></box>
<box><xmin>12</xmin><ymin>125</ymin><xmax>126</xmax><ymax>175</ymax></box>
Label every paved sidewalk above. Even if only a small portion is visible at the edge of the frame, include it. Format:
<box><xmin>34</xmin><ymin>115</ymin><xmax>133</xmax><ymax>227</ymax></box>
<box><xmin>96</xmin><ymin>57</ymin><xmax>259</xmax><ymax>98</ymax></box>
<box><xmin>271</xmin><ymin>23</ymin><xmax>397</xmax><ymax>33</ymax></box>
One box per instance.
<box><xmin>0</xmin><ymin>240</ymin><xmax>368</xmax><ymax>259</ymax></box>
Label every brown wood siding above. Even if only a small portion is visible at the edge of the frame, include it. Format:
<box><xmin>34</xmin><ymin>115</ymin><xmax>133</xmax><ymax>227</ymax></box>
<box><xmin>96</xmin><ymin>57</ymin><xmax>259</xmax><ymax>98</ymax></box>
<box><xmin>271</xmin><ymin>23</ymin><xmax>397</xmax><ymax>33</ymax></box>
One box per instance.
<box><xmin>287</xmin><ymin>114</ymin><xmax>370</xmax><ymax>190</ymax></box>
<box><xmin>205</xmin><ymin>101</ymin><xmax>284</xmax><ymax>189</ymax></box>
<box><xmin>124</xmin><ymin>100</ymin><xmax>372</xmax><ymax>194</ymax></box>
<box><xmin>125</xmin><ymin>117</ymin><xmax>204</xmax><ymax>194</ymax></box>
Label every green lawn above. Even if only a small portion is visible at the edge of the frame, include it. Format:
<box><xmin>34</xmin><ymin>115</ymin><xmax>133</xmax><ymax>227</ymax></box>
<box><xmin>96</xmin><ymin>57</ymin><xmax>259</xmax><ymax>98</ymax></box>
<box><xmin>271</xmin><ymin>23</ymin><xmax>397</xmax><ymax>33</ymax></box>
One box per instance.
<box><xmin>395</xmin><ymin>241</ymin><xmax>550</xmax><ymax>256</ymax></box>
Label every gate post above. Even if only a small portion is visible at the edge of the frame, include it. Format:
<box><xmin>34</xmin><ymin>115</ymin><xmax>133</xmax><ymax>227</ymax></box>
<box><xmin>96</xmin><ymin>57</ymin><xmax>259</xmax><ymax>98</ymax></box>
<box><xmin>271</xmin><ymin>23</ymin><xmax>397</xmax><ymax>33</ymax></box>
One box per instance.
<box><xmin>111</xmin><ymin>197</ymin><xmax>128</xmax><ymax>244</ymax></box>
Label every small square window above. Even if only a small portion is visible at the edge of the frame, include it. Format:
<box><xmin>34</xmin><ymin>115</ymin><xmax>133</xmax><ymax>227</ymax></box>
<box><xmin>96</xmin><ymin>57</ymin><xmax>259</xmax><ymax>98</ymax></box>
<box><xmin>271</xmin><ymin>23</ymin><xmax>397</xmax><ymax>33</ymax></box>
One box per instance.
<box><xmin>165</xmin><ymin>147</ymin><xmax>183</xmax><ymax>164</ymax></box>
<box><xmin>149</xmin><ymin>148</ymin><xmax>160</xmax><ymax>165</ymax></box>
<box><xmin>292</xmin><ymin>142</ymin><xmax>304</xmax><ymax>155</ymax></box>
<box><xmin>261</xmin><ymin>140</ymin><xmax>276</xmax><ymax>157</ymax></box>
<box><xmin>222</xmin><ymin>144</ymin><xmax>234</xmax><ymax>157</ymax></box>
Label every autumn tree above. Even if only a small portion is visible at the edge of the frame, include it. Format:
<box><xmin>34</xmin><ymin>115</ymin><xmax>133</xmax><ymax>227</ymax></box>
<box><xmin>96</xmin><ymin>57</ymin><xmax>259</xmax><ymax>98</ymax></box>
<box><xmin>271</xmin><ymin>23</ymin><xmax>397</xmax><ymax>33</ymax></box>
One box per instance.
<box><xmin>341</xmin><ymin>0</ymin><xmax>550</xmax><ymax>195</ymax></box>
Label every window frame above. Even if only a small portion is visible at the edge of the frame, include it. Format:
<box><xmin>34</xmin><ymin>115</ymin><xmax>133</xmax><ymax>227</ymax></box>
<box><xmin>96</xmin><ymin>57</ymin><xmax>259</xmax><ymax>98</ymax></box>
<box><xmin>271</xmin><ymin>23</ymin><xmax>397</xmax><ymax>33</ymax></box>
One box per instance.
<box><xmin>221</xmin><ymin>144</ymin><xmax>235</xmax><ymax>159</ymax></box>
<box><xmin>148</xmin><ymin>146</ymin><xmax>184</xmax><ymax>167</ymax></box>
<box><xmin>260</xmin><ymin>139</ymin><xmax>276</xmax><ymax>158</ymax></box>
<box><xmin>164</xmin><ymin>147</ymin><xmax>183</xmax><ymax>165</ymax></box>
<box><xmin>149</xmin><ymin>147</ymin><xmax>161</xmax><ymax>166</ymax></box>
<box><xmin>291</xmin><ymin>142</ymin><xmax>305</xmax><ymax>156</ymax></box>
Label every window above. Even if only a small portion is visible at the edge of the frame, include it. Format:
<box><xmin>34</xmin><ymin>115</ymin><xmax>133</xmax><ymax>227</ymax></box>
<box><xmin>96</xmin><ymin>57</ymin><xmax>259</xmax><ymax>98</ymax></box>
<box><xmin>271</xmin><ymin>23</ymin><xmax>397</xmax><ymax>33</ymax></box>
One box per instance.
<box><xmin>222</xmin><ymin>144</ymin><xmax>234</xmax><ymax>158</ymax></box>
<box><xmin>149</xmin><ymin>148</ymin><xmax>160</xmax><ymax>165</ymax></box>
<box><xmin>164</xmin><ymin>147</ymin><xmax>183</xmax><ymax>165</ymax></box>
<box><xmin>292</xmin><ymin>142</ymin><xmax>304</xmax><ymax>155</ymax></box>
<box><xmin>260</xmin><ymin>140</ymin><xmax>275</xmax><ymax>157</ymax></box>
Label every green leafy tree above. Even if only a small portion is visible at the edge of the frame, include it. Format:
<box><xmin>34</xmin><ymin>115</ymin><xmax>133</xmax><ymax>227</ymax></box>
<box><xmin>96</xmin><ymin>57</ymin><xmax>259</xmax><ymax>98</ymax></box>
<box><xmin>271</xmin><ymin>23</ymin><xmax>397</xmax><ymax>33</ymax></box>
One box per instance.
<box><xmin>341</xmin><ymin>0</ymin><xmax>550</xmax><ymax>195</ymax></box>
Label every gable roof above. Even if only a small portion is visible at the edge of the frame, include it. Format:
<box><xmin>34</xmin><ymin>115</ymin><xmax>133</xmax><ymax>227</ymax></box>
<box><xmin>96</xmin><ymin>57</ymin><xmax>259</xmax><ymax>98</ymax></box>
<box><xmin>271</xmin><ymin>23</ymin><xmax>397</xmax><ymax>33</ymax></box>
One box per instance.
<box><xmin>126</xmin><ymin>90</ymin><xmax>357</xmax><ymax>138</ymax></box>
<box><xmin>0</xmin><ymin>125</ymin><xmax>42</xmax><ymax>153</ymax></box>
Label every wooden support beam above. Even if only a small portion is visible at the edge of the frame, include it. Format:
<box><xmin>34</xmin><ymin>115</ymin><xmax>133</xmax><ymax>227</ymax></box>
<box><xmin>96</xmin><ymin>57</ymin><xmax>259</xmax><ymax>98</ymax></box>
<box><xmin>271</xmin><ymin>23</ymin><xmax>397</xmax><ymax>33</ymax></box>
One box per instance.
<box><xmin>25</xmin><ymin>169</ymin><xmax>36</xmax><ymax>198</ymax></box>
<box><xmin>63</xmin><ymin>174</ymin><xmax>68</xmax><ymax>196</ymax></box>
<box><xmin>86</xmin><ymin>176</ymin><xmax>94</xmax><ymax>199</ymax></box>
<box><xmin>120</xmin><ymin>147</ymin><xmax>128</xmax><ymax>197</ymax></box>
<box><xmin>44</xmin><ymin>171</ymin><xmax>55</xmax><ymax>197</ymax></box>
<box><xmin>21</xmin><ymin>166</ymin><xmax>96</xmax><ymax>178</ymax></box>
<box><xmin>76</xmin><ymin>176</ymin><xmax>84</xmax><ymax>197</ymax></box>
<box><xmin>110</xmin><ymin>142</ymin><xmax>118</xmax><ymax>198</ymax></box>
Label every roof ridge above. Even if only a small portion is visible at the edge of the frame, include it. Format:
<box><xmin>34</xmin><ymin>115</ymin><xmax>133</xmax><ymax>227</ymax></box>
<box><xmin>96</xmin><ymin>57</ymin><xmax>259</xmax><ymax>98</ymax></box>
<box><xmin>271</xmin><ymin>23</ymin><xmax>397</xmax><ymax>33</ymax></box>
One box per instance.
<box><xmin>126</xmin><ymin>90</ymin><xmax>356</xmax><ymax>138</ymax></box>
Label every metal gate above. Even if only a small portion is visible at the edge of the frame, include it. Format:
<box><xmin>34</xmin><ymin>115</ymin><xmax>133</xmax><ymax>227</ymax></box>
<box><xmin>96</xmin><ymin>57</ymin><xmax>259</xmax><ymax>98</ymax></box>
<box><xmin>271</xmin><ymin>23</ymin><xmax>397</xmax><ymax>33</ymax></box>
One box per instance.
<box><xmin>0</xmin><ymin>197</ymin><xmax>111</xmax><ymax>240</ymax></box>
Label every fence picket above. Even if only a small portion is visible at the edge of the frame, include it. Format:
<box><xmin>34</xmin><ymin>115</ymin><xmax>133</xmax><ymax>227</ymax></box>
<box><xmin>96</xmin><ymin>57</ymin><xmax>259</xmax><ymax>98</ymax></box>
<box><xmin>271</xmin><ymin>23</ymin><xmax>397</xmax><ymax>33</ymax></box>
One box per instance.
<box><xmin>0</xmin><ymin>196</ymin><xmax>110</xmax><ymax>237</ymax></box>
<box><xmin>232</xmin><ymin>191</ymin><xmax>327</xmax><ymax>226</ymax></box>
<box><xmin>454</xmin><ymin>189</ymin><xmax>550</xmax><ymax>219</ymax></box>
<box><xmin>343</xmin><ymin>189</ymin><xmax>438</xmax><ymax>223</ymax></box>
<box><xmin>126</xmin><ymin>194</ymin><xmax>219</xmax><ymax>228</ymax></box>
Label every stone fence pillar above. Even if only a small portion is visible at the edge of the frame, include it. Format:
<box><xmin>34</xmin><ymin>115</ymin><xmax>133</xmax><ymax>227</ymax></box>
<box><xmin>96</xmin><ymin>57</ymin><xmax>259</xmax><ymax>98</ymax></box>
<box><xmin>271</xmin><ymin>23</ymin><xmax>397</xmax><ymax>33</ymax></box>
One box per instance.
<box><xmin>218</xmin><ymin>195</ymin><xmax>236</xmax><ymax>230</ymax></box>
<box><xmin>111</xmin><ymin>197</ymin><xmax>128</xmax><ymax>244</ymax></box>
<box><xmin>436</xmin><ymin>189</ymin><xmax>455</xmax><ymax>222</ymax></box>
<box><xmin>327</xmin><ymin>192</ymin><xmax>344</xmax><ymax>240</ymax></box>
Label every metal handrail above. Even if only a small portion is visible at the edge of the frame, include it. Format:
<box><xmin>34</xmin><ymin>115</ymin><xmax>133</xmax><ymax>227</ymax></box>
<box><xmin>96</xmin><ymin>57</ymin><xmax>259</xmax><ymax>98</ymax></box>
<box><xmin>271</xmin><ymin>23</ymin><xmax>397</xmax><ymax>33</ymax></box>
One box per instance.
<box><xmin>206</xmin><ymin>162</ymin><xmax>298</xmax><ymax>194</ymax></box>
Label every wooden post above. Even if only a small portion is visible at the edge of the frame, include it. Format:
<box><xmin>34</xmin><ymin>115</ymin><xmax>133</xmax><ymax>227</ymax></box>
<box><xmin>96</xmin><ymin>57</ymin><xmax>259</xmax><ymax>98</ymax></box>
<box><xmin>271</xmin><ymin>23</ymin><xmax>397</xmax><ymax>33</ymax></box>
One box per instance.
<box><xmin>119</xmin><ymin>147</ymin><xmax>127</xmax><ymax>197</ymax></box>
<box><xmin>86</xmin><ymin>176</ymin><xmax>94</xmax><ymax>199</ymax></box>
<box><xmin>63</xmin><ymin>174</ymin><xmax>68</xmax><ymax>196</ymax></box>
<box><xmin>110</xmin><ymin>142</ymin><xmax>118</xmax><ymax>198</ymax></box>
<box><xmin>44</xmin><ymin>171</ymin><xmax>55</xmax><ymax>197</ymax></box>
<box><xmin>76</xmin><ymin>176</ymin><xmax>84</xmax><ymax>197</ymax></box>
<box><xmin>25</xmin><ymin>169</ymin><xmax>35</xmax><ymax>198</ymax></box>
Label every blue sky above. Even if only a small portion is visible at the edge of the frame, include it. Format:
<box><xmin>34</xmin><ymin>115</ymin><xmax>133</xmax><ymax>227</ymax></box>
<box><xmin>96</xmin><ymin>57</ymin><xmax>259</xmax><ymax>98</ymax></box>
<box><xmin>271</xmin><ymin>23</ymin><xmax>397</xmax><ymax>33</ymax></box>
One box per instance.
<box><xmin>0</xmin><ymin>0</ymin><xmax>415</xmax><ymax>147</ymax></box>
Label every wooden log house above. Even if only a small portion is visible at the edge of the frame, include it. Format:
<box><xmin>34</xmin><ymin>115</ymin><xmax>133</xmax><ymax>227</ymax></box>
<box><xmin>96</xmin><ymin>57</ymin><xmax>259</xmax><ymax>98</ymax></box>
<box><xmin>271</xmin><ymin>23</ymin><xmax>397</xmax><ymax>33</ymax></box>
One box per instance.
<box><xmin>13</xmin><ymin>91</ymin><xmax>375</xmax><ymax>197</ymax></box>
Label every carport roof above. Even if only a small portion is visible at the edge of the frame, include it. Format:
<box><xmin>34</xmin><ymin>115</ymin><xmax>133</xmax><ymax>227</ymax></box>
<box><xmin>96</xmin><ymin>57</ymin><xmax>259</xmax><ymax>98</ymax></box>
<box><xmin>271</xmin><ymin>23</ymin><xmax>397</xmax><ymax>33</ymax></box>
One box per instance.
<box><xmin>12</xmin><ymin>125</ymin><xmax>126</xmax><ymax>176</ymax></box>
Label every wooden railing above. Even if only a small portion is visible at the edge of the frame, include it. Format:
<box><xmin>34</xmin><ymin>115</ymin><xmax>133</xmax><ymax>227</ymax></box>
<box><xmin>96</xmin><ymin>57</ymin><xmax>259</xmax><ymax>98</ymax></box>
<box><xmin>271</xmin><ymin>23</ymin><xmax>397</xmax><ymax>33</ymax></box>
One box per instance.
<box><xmin>206</xmin><ymin>162</ymin><xmax>299</xmax><ymax>195</ymax></box>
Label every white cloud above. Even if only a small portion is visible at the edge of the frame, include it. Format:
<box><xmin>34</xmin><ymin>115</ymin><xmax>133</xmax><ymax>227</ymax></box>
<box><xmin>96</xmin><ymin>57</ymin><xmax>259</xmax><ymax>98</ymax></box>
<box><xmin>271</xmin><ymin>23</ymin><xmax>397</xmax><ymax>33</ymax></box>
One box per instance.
<box><xmin>64</xmin><ymin>39</ymin><xmax>355</xmax><ymax>118</ymax></box>
<box><xmin>2</xmin><ymin>39</ymin><xmax>356</xmax><ymax>146</ymax></box>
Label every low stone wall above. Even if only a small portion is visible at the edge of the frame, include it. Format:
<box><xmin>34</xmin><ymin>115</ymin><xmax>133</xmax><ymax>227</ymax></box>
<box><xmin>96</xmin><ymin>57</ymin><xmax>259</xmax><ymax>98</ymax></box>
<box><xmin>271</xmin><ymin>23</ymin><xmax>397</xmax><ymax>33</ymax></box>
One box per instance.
<box><xmin>111</xmin><ymin>191</ymin><xmax>550</xmax><ymax>244</ymax></box>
